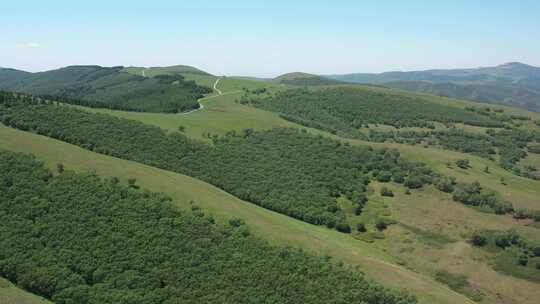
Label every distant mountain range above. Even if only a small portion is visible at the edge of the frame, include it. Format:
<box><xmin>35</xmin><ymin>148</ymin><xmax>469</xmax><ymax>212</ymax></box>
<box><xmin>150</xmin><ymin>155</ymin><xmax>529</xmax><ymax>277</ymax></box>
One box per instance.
<box><xmin>326</xmin><ymin>62</ymin><xmax>540</xmax><ymax>112</ymax></box>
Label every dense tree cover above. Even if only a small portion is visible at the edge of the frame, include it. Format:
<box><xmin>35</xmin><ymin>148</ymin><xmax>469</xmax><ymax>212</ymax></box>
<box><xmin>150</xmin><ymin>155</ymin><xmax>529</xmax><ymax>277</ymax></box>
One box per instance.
<box><xmin>0</xmin><ymin>92</ymin><xmax>445</xmax><ymax>231</ymax></box>
<box><xmin>244</xmin><ymin>87</ymin><xmax>504</xmax><ymax>138</ymax></box>
<box><xmin>469</xmin><ymin>229</ymin><xmax>540</xmax><ymax>282</ymax></box>
<box><xmin>0</xmin><ymin>150</ymin><xmax>417</xmax><ymax>304</ymax></box>
<box><xmin>1</xmin><ymin>66</ymin><xmax>212</xmax><ymax>113</ymax></box>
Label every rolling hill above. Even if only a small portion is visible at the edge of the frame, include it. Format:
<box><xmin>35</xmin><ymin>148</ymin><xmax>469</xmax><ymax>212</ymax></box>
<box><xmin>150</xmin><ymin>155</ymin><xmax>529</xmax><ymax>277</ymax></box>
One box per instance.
<box><xmin>0</xmin><ymin>65</ymin><xmax>213</xmax><ymax>113</ymax></box>
<box><xmin>326</xmin><ymin>62</ymin><xmax>540</xmax><ymax>112</ymax></box>
<box><xmin>1</xmin><ymin>65</ymin><xmax>540</xmax><ymax>304</ymax></box>
<box><xmin>275</xmin><ymin>72</ymin><xmax>348</xmax><ymax>86</ymax></box>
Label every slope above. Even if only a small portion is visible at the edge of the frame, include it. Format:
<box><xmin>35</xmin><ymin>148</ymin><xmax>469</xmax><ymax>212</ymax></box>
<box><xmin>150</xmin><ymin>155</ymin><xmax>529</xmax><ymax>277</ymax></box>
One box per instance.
<box><xmin>0</xmin><ymin>65</ymin><xmax>213</xmax><ymax>113</ymax></box>
<box><xmin>0</xmin><ymin>278</ymin><xmax>52</xmax><ymax>304</ymax></box>
<box><xmin>0</xmin><ymin>124</ymin><xmax>474</xmax><ymax>304</ymax></box>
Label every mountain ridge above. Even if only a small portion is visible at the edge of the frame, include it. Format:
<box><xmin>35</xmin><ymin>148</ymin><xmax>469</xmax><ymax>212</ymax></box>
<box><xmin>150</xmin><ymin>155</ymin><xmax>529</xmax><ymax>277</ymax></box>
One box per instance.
<box><xmin>325</xmin><ymin>62</ymin><xmax>540</xmax><ymax>112</ymax></box>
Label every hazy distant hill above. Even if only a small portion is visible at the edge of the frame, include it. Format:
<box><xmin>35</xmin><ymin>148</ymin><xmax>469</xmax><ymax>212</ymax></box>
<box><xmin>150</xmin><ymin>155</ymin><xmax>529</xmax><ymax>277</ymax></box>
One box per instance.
<box><xmin>326</xmin><ymin>62</ymin><xmax>540</xmax><ymax>112</ymax></box>
<box><xmin>275</xmin><ymin>72</ymin><xmax>348</xmax><ymax>86</ymax></box>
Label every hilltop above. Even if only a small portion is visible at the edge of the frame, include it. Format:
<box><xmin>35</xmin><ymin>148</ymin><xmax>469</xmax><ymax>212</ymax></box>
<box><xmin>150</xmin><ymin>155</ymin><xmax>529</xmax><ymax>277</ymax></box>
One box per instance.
<box><xmin>123</xmin><ymin>64</ymin><xmax>213</xmax><ymax>77</ymax></box>
<box><xmin>326</xmin><ymin>62</ymin><xmax>540</xmax><ymax>112</ymax></box>
<box><xmin>0</xmin><ymin>65</ymin><xmax>213</xmax><ymax>113</ymax></box>
<box><xmin>275</xmin><ymin>72</ymin><xmax>347</xmax><ymax>86</ymax></box>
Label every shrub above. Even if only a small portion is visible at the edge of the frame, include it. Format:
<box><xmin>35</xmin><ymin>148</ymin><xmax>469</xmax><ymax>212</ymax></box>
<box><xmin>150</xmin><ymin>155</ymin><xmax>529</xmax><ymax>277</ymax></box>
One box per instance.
<box><xmin>380</xmin><ymin>186</ymin><xmax>394</xmax><ymax>197</ymax></box>
<box><xmin>336</xmin><ymin>222</ymin><xmax>352</xmax><ymax>233</ymax></box>
<box><xmin>356</xmin><ymin>223</ymin><xmax>367</xmax><ymax>232</ymax></box>
<box><xmin>229</xmin><ymin>217</ymin><xmax>245</xmax><ymax>227</ymax></box>
<box><xmin>455</xmin><ymin>159</ymin><xmax>470</xmax><ymax>169</ymax></box>
<box><xmin>375</xmin><ymin>219</ymin><xmax>388</xmax><ymax>231</ymax></box>
<box><xmin>377</xmin><ymin>171</ymin><xmax>392</xmax><ymax>183</ymax></box>
<box><xmin>470</xmin><ymin>232</ymin><xmax>487</xmax><ymax>247</ymax></box>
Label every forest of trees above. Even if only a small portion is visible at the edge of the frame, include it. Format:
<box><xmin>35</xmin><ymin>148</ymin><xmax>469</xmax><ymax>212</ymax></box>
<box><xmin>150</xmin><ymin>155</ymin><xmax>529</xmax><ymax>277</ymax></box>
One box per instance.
<box><xmin>245</xmin><ymin>87</ymin><xmax>504</xmax><ymax>138</ymax></box>
<box><xmin>0</xmin><ymin>92</ymin><xmax>530</xmax><ymax>226</ymax></box>
<box><xmin>242</xmin><ymin>87</ymin><xmax>540</xmax><ymax>179</ymax></box>
<box><xmin>0</xmin><ymin>150</ymin><xmax>417</xmax><ymax>304</ymax></box>
<box><xmin>2</xmin><ymin>66</ymin><xmax>213</xmax><ymax>113</ymax></box>
<box><xmin>0</xmin><ymin>91</ymin><xmax>441</xmax><ymax>231</ymax></box>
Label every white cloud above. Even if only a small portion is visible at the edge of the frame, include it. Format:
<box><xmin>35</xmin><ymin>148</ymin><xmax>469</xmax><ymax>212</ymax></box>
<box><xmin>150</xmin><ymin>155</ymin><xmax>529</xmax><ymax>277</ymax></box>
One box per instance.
<box><xmin>15</xmin><ymin>42</ymin><xmax>41</xmax><ymax>49</ymax></box>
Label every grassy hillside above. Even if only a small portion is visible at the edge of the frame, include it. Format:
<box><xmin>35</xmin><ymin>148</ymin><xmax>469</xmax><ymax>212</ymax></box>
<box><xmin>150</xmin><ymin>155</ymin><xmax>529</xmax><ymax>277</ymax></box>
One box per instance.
<box><xmin>0</xmin><ymin>124</ymin><xmax>474</xmax><ymax>304</ymax></box>
<box><xmin>246</xmin><ymin>86</ymin><xmax>540</xmax><ymax>180</ymax></box>
<box><xmin>3</xmin><ymin>75</ymin><xmax>539</xmax><ymax>303</ymax></box>
<box><xmin>0</xmin><ymin>278</ymin><xmax>52</xmax><ymax>304</ymax></box>
<box><xmin>2</xmin><ymin>150</ymin><xmax>419</xmax><ymax>304</ymax></box>
<box><xmin>0</xmin><ymin>65</ymin><xmax>213</xmax><ymax>113</ymax></box>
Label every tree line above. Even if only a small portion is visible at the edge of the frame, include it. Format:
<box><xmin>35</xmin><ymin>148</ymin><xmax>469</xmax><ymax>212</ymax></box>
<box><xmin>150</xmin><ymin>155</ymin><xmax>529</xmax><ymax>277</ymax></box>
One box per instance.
<box><xmin>243</xmin><ymin>87</ymin><xmax>504</xmax><ymax>139</ymax></box>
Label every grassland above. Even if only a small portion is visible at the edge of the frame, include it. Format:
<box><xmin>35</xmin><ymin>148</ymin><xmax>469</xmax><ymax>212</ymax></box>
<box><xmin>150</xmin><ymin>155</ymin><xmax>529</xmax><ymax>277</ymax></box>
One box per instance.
<box><xmin>66</xmin><ymin>77</ymin><xmax>540</xmax><ymax>303</ymax></box>
<box><xmin>0</xmin><ymin>124</ymin><xmax>476</xmax><ymax>304</ymax></box>
<box><xmin>0</xmin><ymin>278</ymin><xmax>51</xmax><ymax>304</ymax></box>
<box><xmin>83</xmin><ymin>79</ymin><xmax>540</xmax><ymax>212</ymax></box>
<box><xmin>6</xmin><ymin>76</ymin><xmax>540</xmax><ymax>303</ymax></box>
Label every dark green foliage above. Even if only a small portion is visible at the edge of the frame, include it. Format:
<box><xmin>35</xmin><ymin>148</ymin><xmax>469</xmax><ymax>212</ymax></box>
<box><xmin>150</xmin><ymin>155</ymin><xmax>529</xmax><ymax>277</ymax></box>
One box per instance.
<box><xmin>375</xmin><ymin>219</ymin><xmax>388</xmax><ymax>231</ymax></box>
<box><xmin>470</xmin><ymin>230</ymin><xmax>540</xmax><ymax>282</ymax></box>
<box><xmin>403</xmin><ymin>176</ymin><xmax>424</xmax><ymax>189</ymax></box>
<box><xmin>0</xmin><ymin>150</ymin><xmax>417</xmax><ymax>304</ymax></box>
<box><xmin>56</xmin><ymin>162</ymin><xmax>64</xmax><ymax>174</ymax></box>
<box><xmin>452</xmin><ymin>181</ymin><xmax>513</xmax><ymax>214</ymax></box>
<box><xmin>248</xmin><ymin>87</ymin><xmax>503</xmax><ymax>138</ymax></box>
<box><xmin>455</xmin><ymin>159</ymin><xmax>470</xmax><ymax>169</ymax></box>
<box><xmin>228</xmin><ymin>217</ymin><xmax>245</xmax><ymax>227</ymax></box>
<box><xmin>0</xmin><ymin>93</ymin><xmax>440</xmax><ymax>231</ymax></box>
<box><xmin>434</xmin><ymin>176</ymin><xmax>455</xmax><ymax>193</ymax></box>
<box><xmin>377</xmin><ymin>171</ymin><xmax>392</xmax><ymax>182</ymax></box>
<box><xmin>335</xmin><ymin>222</ymin><xmax>352</xmax><ymax>233</ymax></box>
<box><xmin>1</xmin><ymin>66</ymin><xmax>212</xmax><ymax>113</ymax></box>
<box><xmin>356</xmin><ymin>223</ymin><xmax>367</xmax><ymax>232</ymax></box>
<box><xmin>380</xmin><ymin>187</ymin><xmax>394</xmax><ymax>197</ymax></box>
<box><xmin>470</xmin><ymin>232</ymin><xmax>488</xmax><ymax>247</ymax></box>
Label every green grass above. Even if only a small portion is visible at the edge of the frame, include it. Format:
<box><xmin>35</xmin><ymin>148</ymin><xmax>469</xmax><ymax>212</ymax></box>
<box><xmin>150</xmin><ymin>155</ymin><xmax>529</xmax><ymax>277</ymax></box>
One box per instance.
<box><xmin>83</xmin><ymin>79</ymin><xmax>540</xmax><ymax>212</ymax></box>
<box><xmin>0</xmin><ymin>277</ymin><xmax>52</xmax><ymax>304</ymax></box>
<box><xmin>0</xmin><ymin>124</ymin><xmax>475</xmax><ymax>304</ymax></box>
<box><xmin>12</xmin><ymin>77</ymin><xmax>540</xmax><ymax>303</ymax></box>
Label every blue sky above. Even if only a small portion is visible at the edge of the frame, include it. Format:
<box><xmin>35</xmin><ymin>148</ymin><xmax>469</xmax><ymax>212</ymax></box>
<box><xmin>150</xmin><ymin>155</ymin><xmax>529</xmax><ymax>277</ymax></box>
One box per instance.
<box><xmin>2</xmin><ymin>0</ymin><xmax>539</xmax><ymax>76</ymax></box>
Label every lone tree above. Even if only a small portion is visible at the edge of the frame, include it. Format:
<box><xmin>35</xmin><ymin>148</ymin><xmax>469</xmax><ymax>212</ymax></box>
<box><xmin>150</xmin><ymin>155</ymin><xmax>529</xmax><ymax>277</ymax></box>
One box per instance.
<box><xmin>375</xmin><ymin>219</ymin><xmax>388</xmax><ymax>231</ymax></box>
<box><xmin>380</xmin><ymin>186</ymin><xmax>394</xmax><ymax>197</ymax></box>
<box><xmin>455</xmin><ymin>159</ymin><xmax>470</xmax><ymax>169</ymax></box>
<box><xmin>128</xmin><ymin>177</ymin><xmax>137</xmax><ymax>188</ymax></box>
<box><xmin>470</xmin><ymin>232</ymin><xmax>487</xmax><ymax>247</ymax></box>
<box><xmin>56</xmin><ymin>162</ymin><xmax>64</xmax><ymax>174</ymax></box>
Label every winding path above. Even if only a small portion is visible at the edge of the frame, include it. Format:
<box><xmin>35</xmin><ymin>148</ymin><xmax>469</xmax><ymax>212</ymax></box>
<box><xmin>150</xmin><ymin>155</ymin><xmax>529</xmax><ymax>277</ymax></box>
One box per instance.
<box><xmin>180</xmin><ymin>78</ymin><xmax>223</xmax><ymax>115</ymax></box>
